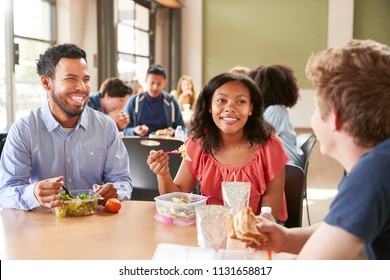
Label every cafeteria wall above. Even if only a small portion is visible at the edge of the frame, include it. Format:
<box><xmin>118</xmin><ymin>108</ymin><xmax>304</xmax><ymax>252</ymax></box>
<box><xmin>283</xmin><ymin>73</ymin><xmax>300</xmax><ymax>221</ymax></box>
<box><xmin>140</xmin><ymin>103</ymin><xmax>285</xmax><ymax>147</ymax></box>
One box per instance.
<box><xmin>198</xmin><ymin>0</ymin><xmax>390</xmax><ymax>128</ymax></box>
<box><xmin>200</xmin><ymin>0</ymin><xmax>390</xmax><ymax>88</ymax></box>
<box><xmin>203</xmin><ymin>0</ymin><xmax>329</xmax><ymax>128</ymax></box>
<box><xmin>203</xmin><ymin>0</ymin><xmax>328</xmax><ymax>89</ymax></box>
<box><xmin>354</xmin><ymin>0</ymin><xmax>390</xmax><ymax>45</ymax></box>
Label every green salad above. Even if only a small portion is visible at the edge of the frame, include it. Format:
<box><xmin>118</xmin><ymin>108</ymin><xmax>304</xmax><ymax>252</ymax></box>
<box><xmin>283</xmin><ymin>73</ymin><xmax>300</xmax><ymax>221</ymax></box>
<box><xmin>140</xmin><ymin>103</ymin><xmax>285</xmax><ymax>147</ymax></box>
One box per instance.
<box><xmin>53</xmin><ymin>192</ymin><xmax>98</xmax><ymax>218</ymax></box>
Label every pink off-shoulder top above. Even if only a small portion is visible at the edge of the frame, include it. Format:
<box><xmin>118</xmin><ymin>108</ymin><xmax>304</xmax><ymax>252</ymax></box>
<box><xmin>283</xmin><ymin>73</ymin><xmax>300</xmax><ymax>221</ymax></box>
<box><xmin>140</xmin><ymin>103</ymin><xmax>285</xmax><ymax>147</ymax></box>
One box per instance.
<box><xmin>184</xmin><ymin>133</ymin><xmax>289</xmax><ymax>221</ymax></box>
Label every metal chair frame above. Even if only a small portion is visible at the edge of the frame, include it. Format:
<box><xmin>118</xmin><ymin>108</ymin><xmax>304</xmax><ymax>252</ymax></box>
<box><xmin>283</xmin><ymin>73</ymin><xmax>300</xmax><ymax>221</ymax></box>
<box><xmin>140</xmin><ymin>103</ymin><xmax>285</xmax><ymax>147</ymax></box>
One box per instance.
<box><xmin>284</xmin><ymin>164</ymin><xmax>305</xmax><ymax>228</ymax></box>
<box><xmin>296</xmin><ymin>133</ymin><xmax>317</xmax><ymax>226</ymax></box>
<box><xmin>0</xmin><ymin>137</ymin><xmax>6</xmax><ymax>160</ymax></box>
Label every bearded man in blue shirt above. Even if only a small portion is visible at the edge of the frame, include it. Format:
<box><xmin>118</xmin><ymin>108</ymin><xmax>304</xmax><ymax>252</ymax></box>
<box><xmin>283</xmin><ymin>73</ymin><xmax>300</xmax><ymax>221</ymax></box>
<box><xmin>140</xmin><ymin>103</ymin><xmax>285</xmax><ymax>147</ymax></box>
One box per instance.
<box><xmin>0</xmin><ymin>43</ymin><xmax>132</xmax><ymax>210</ymax></box>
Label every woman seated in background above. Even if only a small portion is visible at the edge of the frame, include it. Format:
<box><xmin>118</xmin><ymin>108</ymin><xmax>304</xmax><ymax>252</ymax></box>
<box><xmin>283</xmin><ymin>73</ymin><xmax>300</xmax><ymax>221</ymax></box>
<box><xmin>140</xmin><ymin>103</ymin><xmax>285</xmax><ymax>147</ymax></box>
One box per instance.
<box><xmin>229</xmin><ymin>65</ymin><xmax>251</xmax><ymax>75</ymax></box>
<box><xmin>171</xmin><ymin>75</ymin><xmax>198</xmax><ymax>111</ymax></box>
<box><xmin>129</xmin><ymin>77</ymin><xmax>145</xmax><ymax>95</ymax></box>
<box><xmin>148</xmin><ymin>72</ymin><xmax>289</xmax><ymax>222</ymax></box>
<box><xmin>88</xmin><ymin>77</ymin><xmax>132</xmax><ymax>131</ymax></box>
<box><xmin>248</xmin><ymin>65</ymin><xmax>304</xmax><ymax>167</ymax></box>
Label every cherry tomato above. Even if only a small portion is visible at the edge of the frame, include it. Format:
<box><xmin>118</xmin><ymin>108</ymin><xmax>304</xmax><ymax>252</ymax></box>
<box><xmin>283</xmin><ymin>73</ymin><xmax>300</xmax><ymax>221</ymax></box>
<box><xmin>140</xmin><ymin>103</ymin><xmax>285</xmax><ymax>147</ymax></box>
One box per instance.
<box><xmin>105</xmin><ymin>198</ymin><xmax>122</xmax><ymax>213</ymax></box>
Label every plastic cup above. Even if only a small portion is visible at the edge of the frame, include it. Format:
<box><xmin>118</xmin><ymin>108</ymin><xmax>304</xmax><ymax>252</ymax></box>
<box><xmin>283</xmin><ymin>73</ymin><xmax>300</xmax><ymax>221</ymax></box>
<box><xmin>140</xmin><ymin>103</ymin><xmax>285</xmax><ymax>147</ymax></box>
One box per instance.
<box><xmin>195</xmin><ymin>205</ymin><xmax>230</xmax><ymax>251</ymax></box>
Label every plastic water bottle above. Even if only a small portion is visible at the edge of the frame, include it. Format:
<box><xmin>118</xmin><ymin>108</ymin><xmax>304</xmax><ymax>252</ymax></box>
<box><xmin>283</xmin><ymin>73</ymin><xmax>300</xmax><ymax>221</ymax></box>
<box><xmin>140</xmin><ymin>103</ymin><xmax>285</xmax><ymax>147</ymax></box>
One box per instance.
<box><xmin>175</xmin><ymin>125</ymin><xmax>184</xmax><ymax>141</ymax></box>
<box><xmin>260</xmin><ymin>206</ymin><xmax>275</xmax><ymax>260</ymax></box>
<box><xmin>260</xmin><ymin>206</ymin><xmax>276</xmax><ymax>222</ymax></box>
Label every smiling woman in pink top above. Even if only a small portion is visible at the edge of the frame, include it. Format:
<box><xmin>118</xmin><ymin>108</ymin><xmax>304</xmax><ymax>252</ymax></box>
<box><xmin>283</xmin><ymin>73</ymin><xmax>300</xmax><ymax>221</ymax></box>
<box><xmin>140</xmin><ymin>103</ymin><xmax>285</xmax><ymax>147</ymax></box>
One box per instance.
<box><xmin>147</xmin><ymin>72</ymin><xmax>289</xmax><ymax>222</ymax></box>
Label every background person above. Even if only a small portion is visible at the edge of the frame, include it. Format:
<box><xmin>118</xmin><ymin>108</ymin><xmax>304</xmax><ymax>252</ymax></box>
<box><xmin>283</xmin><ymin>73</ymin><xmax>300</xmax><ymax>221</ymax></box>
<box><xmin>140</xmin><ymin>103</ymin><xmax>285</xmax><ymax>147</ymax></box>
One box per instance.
<box><xmin>0</xmin><ymin>43</ymin><xmax>132</xmax><ymax>210</ymax></box>
<box><xmin>123</xmin><ymin>64</ymin><xmax>185</xmax><ymax>137</ymax></box>
<box><xmin>147</xmin><ymin>73</ymin><xmax>289</xmax><ymax>221</ymax></box>
<box><xmin>129</xmin><ymin>77</ymin><xmax>145</xmax><ymax>95</ymax></box>
<box><xmin>248</xmin><ymin>64</ymin><xmax>304</xmax><ymax>167</ymax></box>
<box><xmin>253</xmin><ymin>39</ymin><xmax>390</xmax><ymax>260</ymax></box>
<box><xmin>170</xmin><ymin>75</ymin><xmax>198</xmax><ymax>111</ymax></box>
<box><xmin>229</xmin><ymin>65</ymin><xmax>251</xmax><ymax>75</ymax></box>
<box><xmin>88</xmin><ymin>77</ymin><xmax>132</xmax><ymax>131</ymax></box>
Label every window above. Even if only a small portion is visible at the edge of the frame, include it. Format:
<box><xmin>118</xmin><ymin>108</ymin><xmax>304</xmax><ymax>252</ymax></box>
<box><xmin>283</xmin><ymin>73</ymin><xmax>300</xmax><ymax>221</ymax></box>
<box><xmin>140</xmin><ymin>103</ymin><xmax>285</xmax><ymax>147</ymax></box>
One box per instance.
<box><xmin>0</xmin><ymin>0</ymin><xmax>55</xmax><ymax>131</ymax></box>
<box><xmin>0</xmin><ymin>1</ymin><xmax>7</xmax><ymax>131</ymax></box>
<box><xmin>117</xmin><ymin>0</ymin><xmax>151</xmax><ymax>83</ymax></box>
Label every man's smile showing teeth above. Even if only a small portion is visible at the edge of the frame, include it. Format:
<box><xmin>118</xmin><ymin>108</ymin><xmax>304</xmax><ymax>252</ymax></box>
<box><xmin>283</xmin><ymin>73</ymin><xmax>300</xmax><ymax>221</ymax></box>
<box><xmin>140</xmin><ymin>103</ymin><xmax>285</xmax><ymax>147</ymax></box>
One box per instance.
<box><xmin>72</xmin><ymin>96</ymin><xmax>83</xmax><ymax>102</ymax></box>
<box><xmin>70</xmin><ymin>95</ymin><xmax>85</xmax><ymax>105</ymax></box>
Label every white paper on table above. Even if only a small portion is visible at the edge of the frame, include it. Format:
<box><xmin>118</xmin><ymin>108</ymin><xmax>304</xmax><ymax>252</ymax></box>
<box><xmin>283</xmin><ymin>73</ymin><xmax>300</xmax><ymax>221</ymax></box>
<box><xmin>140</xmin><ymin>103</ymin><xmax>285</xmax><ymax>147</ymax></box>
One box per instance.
<box><xmin>152</xmin><ymin>243</ymin><xmax>273</xmax><ymax>260</ymax></box>
<box><xmin>152</xmin><ymin>243</ymin><xmax>216</xmax><ymax>260</ymax></box>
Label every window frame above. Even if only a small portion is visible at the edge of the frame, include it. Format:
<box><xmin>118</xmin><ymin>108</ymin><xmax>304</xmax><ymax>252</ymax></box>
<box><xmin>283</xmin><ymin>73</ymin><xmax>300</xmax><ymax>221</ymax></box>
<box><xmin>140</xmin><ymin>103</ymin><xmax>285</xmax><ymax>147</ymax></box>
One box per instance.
<box><xmin>1</xmin><ymin>0</ymin><xmax>56</xmax><ymax>131</ymax></box>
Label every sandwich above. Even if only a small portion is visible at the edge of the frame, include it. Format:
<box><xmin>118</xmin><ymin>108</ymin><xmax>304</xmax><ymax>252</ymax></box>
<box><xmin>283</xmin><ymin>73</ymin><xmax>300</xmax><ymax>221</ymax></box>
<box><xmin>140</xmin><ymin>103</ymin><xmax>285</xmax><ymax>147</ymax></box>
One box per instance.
<box><xmin>229</xmin><ymin>207</ymin><xmax>268</xmax><ymax>247</ymax></box>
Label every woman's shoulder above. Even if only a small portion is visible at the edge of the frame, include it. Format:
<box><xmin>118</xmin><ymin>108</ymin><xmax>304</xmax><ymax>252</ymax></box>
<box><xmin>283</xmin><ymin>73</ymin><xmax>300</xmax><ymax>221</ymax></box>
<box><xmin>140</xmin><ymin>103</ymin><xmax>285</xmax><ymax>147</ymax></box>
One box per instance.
<box><xmin>264</xmin><ymin>104</ymin><xmax>288</xmax><ymax>117</ymax></box>
<box><xmin>255</xmin><ymin>133</ymin><xmax>288</xmax><ymax>159</ymax></box>
<box><xmin>185</xmin><ymin>137</ymin><xmax>202</xmax><ymax>153</ymax></box>
<box><xmin>264</xmin><ymin>132</ymin><xmax>284</xmax><ymax>147</ymax></box>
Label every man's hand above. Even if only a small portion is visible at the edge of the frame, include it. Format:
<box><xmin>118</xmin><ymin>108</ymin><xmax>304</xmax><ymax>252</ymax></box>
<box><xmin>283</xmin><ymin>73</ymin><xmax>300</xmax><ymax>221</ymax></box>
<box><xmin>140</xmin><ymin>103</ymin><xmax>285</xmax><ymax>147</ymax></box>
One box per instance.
<box><xmin>245</xmin><ymin>216</ymin><xmax>289</xmax><ymax>253</ymax></box>
<box><xmin>34</xmin><ymin>176</ymin><xmax>64</xmax><ymax>208</ymax></box>
<box><xmin>109</xmin><ymin>110</ymin><xmax>130</xmax><ymax>131</ymax></box>
<box><xmin>93</xmin><ymin>183</ymin><xmax>118</xmax><ymax>205</ymax></box>
<box><xmin>134</xmin><ymin>124</ymin><xmax>149</xmax><ymax>136</ymax></box>
<box><xmin>155</xmin><ymin>127</ymin><xmax>174</xmax><ymax>137</ymax></box>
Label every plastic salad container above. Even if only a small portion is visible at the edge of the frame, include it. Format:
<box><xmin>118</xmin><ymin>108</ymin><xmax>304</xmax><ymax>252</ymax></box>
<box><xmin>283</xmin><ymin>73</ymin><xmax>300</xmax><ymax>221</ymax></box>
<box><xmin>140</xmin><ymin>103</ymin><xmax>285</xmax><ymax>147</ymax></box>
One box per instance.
<box><xmin>154</xmin><ymin>192</ymin><xmax>208</xmax><ymax>225</ymax></box>
<box><xmin>53</xmin><ymin>189</ymin><xmax>103</xmax><ymax>218</ymax></box>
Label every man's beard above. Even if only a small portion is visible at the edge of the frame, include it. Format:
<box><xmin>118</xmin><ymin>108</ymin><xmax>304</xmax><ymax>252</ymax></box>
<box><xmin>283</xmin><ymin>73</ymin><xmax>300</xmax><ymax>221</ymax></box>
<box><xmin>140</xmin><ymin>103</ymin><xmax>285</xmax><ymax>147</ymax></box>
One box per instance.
<box><xmin>51</xmin><ymin>90</ymin><xmax>86</xmax><ymax>118</ymax></box>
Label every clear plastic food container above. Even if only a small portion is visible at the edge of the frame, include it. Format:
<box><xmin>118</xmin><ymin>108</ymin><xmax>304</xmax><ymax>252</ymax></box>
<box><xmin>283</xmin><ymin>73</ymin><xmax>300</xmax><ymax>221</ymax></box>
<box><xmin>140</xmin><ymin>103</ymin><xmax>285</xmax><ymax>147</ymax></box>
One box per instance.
<box><xmin>154</xmin><ymin>192</ymin><xmax>208</xmax><ymax>225</ymax></box>
<box><xmin>52</xmin><ymin>189</ymin><xmax>102</xmax><ymax>218</ymax></box>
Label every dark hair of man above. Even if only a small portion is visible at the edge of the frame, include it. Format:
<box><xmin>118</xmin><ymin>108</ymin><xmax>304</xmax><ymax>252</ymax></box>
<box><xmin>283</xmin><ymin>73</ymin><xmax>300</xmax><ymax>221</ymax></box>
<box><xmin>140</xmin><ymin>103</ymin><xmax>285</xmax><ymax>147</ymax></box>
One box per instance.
<box><xmin>36</xmin><ymin>43</ymin><xmax>87</xmax><ymax>80</ymax></box>
<box><xmin>248</xmin><ymin>64</ymin><xmax>299</xmax><ymax>109</ymax></box>
<box><xmin>147</xmin><ymin>64</ymin><xmax>166</xmax><ymax>79</ymax></box>
<box><xmin>99</xmin><ymin>77</ymin><xmax>133</xmax><ymax>98</ymax></box>
<box><xmin>190</xmin><ymin>72</ymin><xmax>274</xmax><ymax>154</ymax></box>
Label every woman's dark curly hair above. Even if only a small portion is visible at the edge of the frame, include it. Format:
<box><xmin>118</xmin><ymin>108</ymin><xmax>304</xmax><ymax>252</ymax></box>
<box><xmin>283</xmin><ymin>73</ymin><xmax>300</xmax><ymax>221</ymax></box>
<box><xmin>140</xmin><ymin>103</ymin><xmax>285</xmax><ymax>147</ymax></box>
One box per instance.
<box><xmin>248</xmin><ymin>64</ymin><xmax>299</xmax><ymax>109</ymax></box>
<box><xmin>190</xmin><ymin>72</ymin><xmax>274</xmax><ymax>154</ymax></box>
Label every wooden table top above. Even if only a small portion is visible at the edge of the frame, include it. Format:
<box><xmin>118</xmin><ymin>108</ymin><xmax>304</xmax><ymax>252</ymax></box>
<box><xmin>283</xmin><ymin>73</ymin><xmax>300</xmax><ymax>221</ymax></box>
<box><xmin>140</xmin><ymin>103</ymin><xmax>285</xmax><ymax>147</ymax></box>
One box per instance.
<box><xmin>0</xmin><ymin>200</ymin><xmax>295</xmax><ymax>260</ymax></box>
<box><xmin>0</xmin><ymin>200</ymin><xmax>198</xmax><ymax>260</ymax></box>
